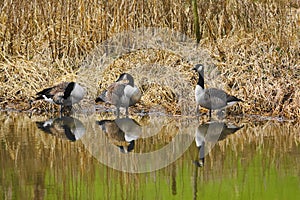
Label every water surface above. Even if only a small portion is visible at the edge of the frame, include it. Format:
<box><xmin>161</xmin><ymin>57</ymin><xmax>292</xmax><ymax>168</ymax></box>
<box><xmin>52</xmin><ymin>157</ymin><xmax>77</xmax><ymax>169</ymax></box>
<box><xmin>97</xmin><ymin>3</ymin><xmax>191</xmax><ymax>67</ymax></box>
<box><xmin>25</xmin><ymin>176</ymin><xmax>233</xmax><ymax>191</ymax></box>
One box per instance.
<box><xmin>0</xmin><ymin>112</ymin><xmax>299</xmax><ymax>199</ymax></box>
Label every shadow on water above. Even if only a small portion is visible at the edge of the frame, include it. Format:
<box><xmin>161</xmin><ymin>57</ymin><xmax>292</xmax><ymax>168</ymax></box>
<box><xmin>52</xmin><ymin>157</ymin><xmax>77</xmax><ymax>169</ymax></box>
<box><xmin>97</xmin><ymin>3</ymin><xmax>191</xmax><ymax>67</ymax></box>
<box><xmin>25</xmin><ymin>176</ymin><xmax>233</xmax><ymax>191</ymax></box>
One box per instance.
<box><xmin>96</xmin><ymin>117</ymin><xmax>141</xmax><ymax>153</ymax></box>
<box><xmin>0</xmin><ymin>112</ymin><xmax>299</xmax><ymax>199</ymax></box>
<box><xmin>194</xmin><ymin>121</ymin><xmax>244</xmax><ymax>167</ymax></box>
<box><xmin>36</xmin><ymin>116</ymin><xmax>86</xmax><ymax>142</ymax></box>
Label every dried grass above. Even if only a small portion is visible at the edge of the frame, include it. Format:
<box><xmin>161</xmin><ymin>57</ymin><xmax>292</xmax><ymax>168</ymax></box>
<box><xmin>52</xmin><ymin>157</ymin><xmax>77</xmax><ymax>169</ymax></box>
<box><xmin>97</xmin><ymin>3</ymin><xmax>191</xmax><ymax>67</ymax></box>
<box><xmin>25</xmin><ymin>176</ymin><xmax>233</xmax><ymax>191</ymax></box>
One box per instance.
<box><xmin>0</xmin><ymin>0</ymin><xmax>299</xmax><ymax>119</ymax></box>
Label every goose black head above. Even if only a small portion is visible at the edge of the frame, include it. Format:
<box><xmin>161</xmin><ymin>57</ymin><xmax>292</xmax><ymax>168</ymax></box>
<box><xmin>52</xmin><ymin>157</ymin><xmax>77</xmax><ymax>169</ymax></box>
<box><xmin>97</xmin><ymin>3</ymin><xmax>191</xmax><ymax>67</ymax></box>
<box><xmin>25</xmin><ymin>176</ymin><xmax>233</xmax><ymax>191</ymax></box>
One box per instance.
<box><xmin>117</xmin><ymin>73</ymin><xmax>134</xmax><ymax>86</ymax></box>
<box><xmin>192</xmin><ymin>64</ymin><xmax>205</xmax><ymax>82</ymax></box>
<box><xmin>192</xmin><ymin>64</ymin><xmax>204</xmax><ymax>73</ymax></box>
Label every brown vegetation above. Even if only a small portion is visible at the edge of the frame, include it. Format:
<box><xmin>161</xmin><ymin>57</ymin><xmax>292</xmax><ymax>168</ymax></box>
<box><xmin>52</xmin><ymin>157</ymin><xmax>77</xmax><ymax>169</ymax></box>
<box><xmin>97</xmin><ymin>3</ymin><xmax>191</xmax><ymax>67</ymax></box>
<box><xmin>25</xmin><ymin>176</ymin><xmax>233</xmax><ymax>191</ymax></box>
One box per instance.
<box><xmin>0</xmin><ymin>0</ymin><xmax>299</xmax><ymax>119</ymax></box>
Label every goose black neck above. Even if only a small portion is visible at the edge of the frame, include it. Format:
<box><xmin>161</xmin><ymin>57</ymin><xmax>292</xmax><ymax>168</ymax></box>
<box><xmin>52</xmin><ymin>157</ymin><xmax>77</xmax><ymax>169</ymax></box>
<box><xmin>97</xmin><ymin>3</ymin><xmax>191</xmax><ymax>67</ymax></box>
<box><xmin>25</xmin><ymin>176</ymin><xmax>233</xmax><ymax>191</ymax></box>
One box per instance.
<box><xmin>64</xmin><ymin>82</ymin><xmax>75</xmax><ymax>99</ymax></box>
<box><xmin>197</xmin><ymin>72</ymin><xmax>205</xmax><ymax>89</ymax></box>
<box><xmin>127</xmin><ymin>76</ymin><xmax>134</xmax><ymax>87</ymax></box>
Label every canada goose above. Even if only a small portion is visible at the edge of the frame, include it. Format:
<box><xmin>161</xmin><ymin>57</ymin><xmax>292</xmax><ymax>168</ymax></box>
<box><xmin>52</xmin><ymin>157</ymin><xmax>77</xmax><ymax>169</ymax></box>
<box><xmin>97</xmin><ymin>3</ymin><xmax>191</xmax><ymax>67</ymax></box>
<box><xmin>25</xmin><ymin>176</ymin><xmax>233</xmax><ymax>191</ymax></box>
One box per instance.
<box><xmin>194</xmin><ymin>121</ymin><xmax>244</xmax><ymax>167</ymax></box>
<box><xmin>97</xmin><ymin>117</ymin><xmax>141</xmax><ymax>153</ymax></box>
<box><xmin>36</xmin><ymin>116</ymin><xmax>86</xmax><ymax>142</ymax></box>
<box><xmin>36</xmin><ymin>82</ymin><xmax>85</xmax><ymax>113</ymax></box>
<box><xmin>192</xmin><ymin>64</ymin><xmax>243</xmax><ymax>117</ymax></box>
<box><xmin>95</xmin><ymin>73</ymin><xmax>141</xmax><ymax>116</ymax></box>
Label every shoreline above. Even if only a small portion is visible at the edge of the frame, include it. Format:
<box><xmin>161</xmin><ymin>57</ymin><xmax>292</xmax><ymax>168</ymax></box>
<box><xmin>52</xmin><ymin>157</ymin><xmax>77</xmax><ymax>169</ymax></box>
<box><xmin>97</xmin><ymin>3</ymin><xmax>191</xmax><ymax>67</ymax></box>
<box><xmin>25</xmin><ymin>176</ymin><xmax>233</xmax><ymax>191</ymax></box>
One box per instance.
<box><xmin>1</xmin><ymin>1</ymin><xmax>299</xmax><ymax>120</ymax></box>
<box><xmin>0</xmin><ymin>106</ymin><xmax>298</xmax><ymax>122</ymax></box>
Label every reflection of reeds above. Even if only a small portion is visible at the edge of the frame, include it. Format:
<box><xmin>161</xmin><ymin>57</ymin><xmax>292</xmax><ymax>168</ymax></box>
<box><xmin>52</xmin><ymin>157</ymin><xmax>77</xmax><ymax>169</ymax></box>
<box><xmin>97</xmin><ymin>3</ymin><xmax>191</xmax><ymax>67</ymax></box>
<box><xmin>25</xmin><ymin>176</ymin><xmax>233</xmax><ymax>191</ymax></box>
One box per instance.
<box><xmin>1</xmin><ymin>113</ymin><xmax>300</xmax><ymax>198</ymax></box>
<box><xmin>0</xmin><ymin>113</ymin><xmax>96</xmax><ymax>199</ymax></box>
<box><xmin>194</xmin><ymin>120</ymin><xmax>300</xmax><ymax>183</ymax></box>
<box><xmin>0</xmin><ymin>0</ymin><xmax>299</xmax><ymax>119</ymax></box>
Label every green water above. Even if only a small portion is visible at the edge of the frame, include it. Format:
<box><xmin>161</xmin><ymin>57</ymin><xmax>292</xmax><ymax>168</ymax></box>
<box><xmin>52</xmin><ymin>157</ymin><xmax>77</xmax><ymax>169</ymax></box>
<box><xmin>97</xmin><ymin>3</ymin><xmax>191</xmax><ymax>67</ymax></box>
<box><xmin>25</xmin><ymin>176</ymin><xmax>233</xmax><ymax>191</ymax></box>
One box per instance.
<box><xmin>0</xmin><ymin>113</ymin><xmax>299</xmax><ymax>200</ymax></box>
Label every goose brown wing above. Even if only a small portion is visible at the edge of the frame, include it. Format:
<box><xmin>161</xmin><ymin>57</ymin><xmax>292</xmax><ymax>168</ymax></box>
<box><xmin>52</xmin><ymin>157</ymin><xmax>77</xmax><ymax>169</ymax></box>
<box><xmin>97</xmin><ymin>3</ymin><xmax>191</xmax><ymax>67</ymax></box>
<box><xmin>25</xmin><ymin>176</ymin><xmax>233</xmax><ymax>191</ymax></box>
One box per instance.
<box><xmin>36</xmin><ymin>87</ymin><xmax>53</xmax><ymax>100</ymax></box>
<box><xmin>51</xmin><ymin>82</ymin><xmax>69</xmax><ymax>94</ymax></box>
<box><xmin>36</xmin><ymin>82</ymin><xmax>69</xmax><ymax>100</ymax></box>
<box><xmin>49</xmin><ymin>82</ymin><xmax>69</xmax><ymax>104</ymax></box>
<box><xmin>205</xmin><ymin>88</ymin><xmax>228</xmax><ymax>109</ymax></box>
<box><xmin>207</xmin><ymin>88</ymin><xmax>242</xmax><ymax>103</ymax></box>
<box><xmin>226</xmin><ymin>94</ymin><xmax>243</xmax><ymax>102</ymax></box>
<box><xmin>95</xmin><ymin>90</ymin><xmax>107</xmax><ymax>103</ymax></box>
<box><xmin>106</xmin><ymin>82</ymin><xmax>126</xmax><ymax>105</ymax></box>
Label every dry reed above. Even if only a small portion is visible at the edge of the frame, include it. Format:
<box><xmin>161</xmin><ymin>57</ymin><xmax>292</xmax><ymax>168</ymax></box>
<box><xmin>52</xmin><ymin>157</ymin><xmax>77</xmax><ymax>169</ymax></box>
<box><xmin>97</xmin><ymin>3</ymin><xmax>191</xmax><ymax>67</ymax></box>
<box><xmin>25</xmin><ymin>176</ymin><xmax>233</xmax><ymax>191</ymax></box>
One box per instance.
<box><xmin>0</xmin><ymin>0</ymin><xmax>299</xmax><ymax>119</ymax></box>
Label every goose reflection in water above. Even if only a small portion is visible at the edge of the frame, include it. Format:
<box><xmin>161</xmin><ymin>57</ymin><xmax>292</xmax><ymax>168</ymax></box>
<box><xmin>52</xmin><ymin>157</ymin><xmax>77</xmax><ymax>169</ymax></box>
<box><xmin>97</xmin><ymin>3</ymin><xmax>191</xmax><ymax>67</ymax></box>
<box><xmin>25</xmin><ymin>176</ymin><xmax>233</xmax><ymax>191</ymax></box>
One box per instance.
<box><xmin>96</xmin><ymin>117</ymin><xmax>141</xmax><ymax>153</ymax></box>
<box><xmin>36</xmin><ymin>116</ymin><xmax>86</xmax><ymax>142</ymax></box>
<box><xmin>194</xmin><ymin>121</ymin><xmax>244</xmax><ymax>167</ymax></box>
